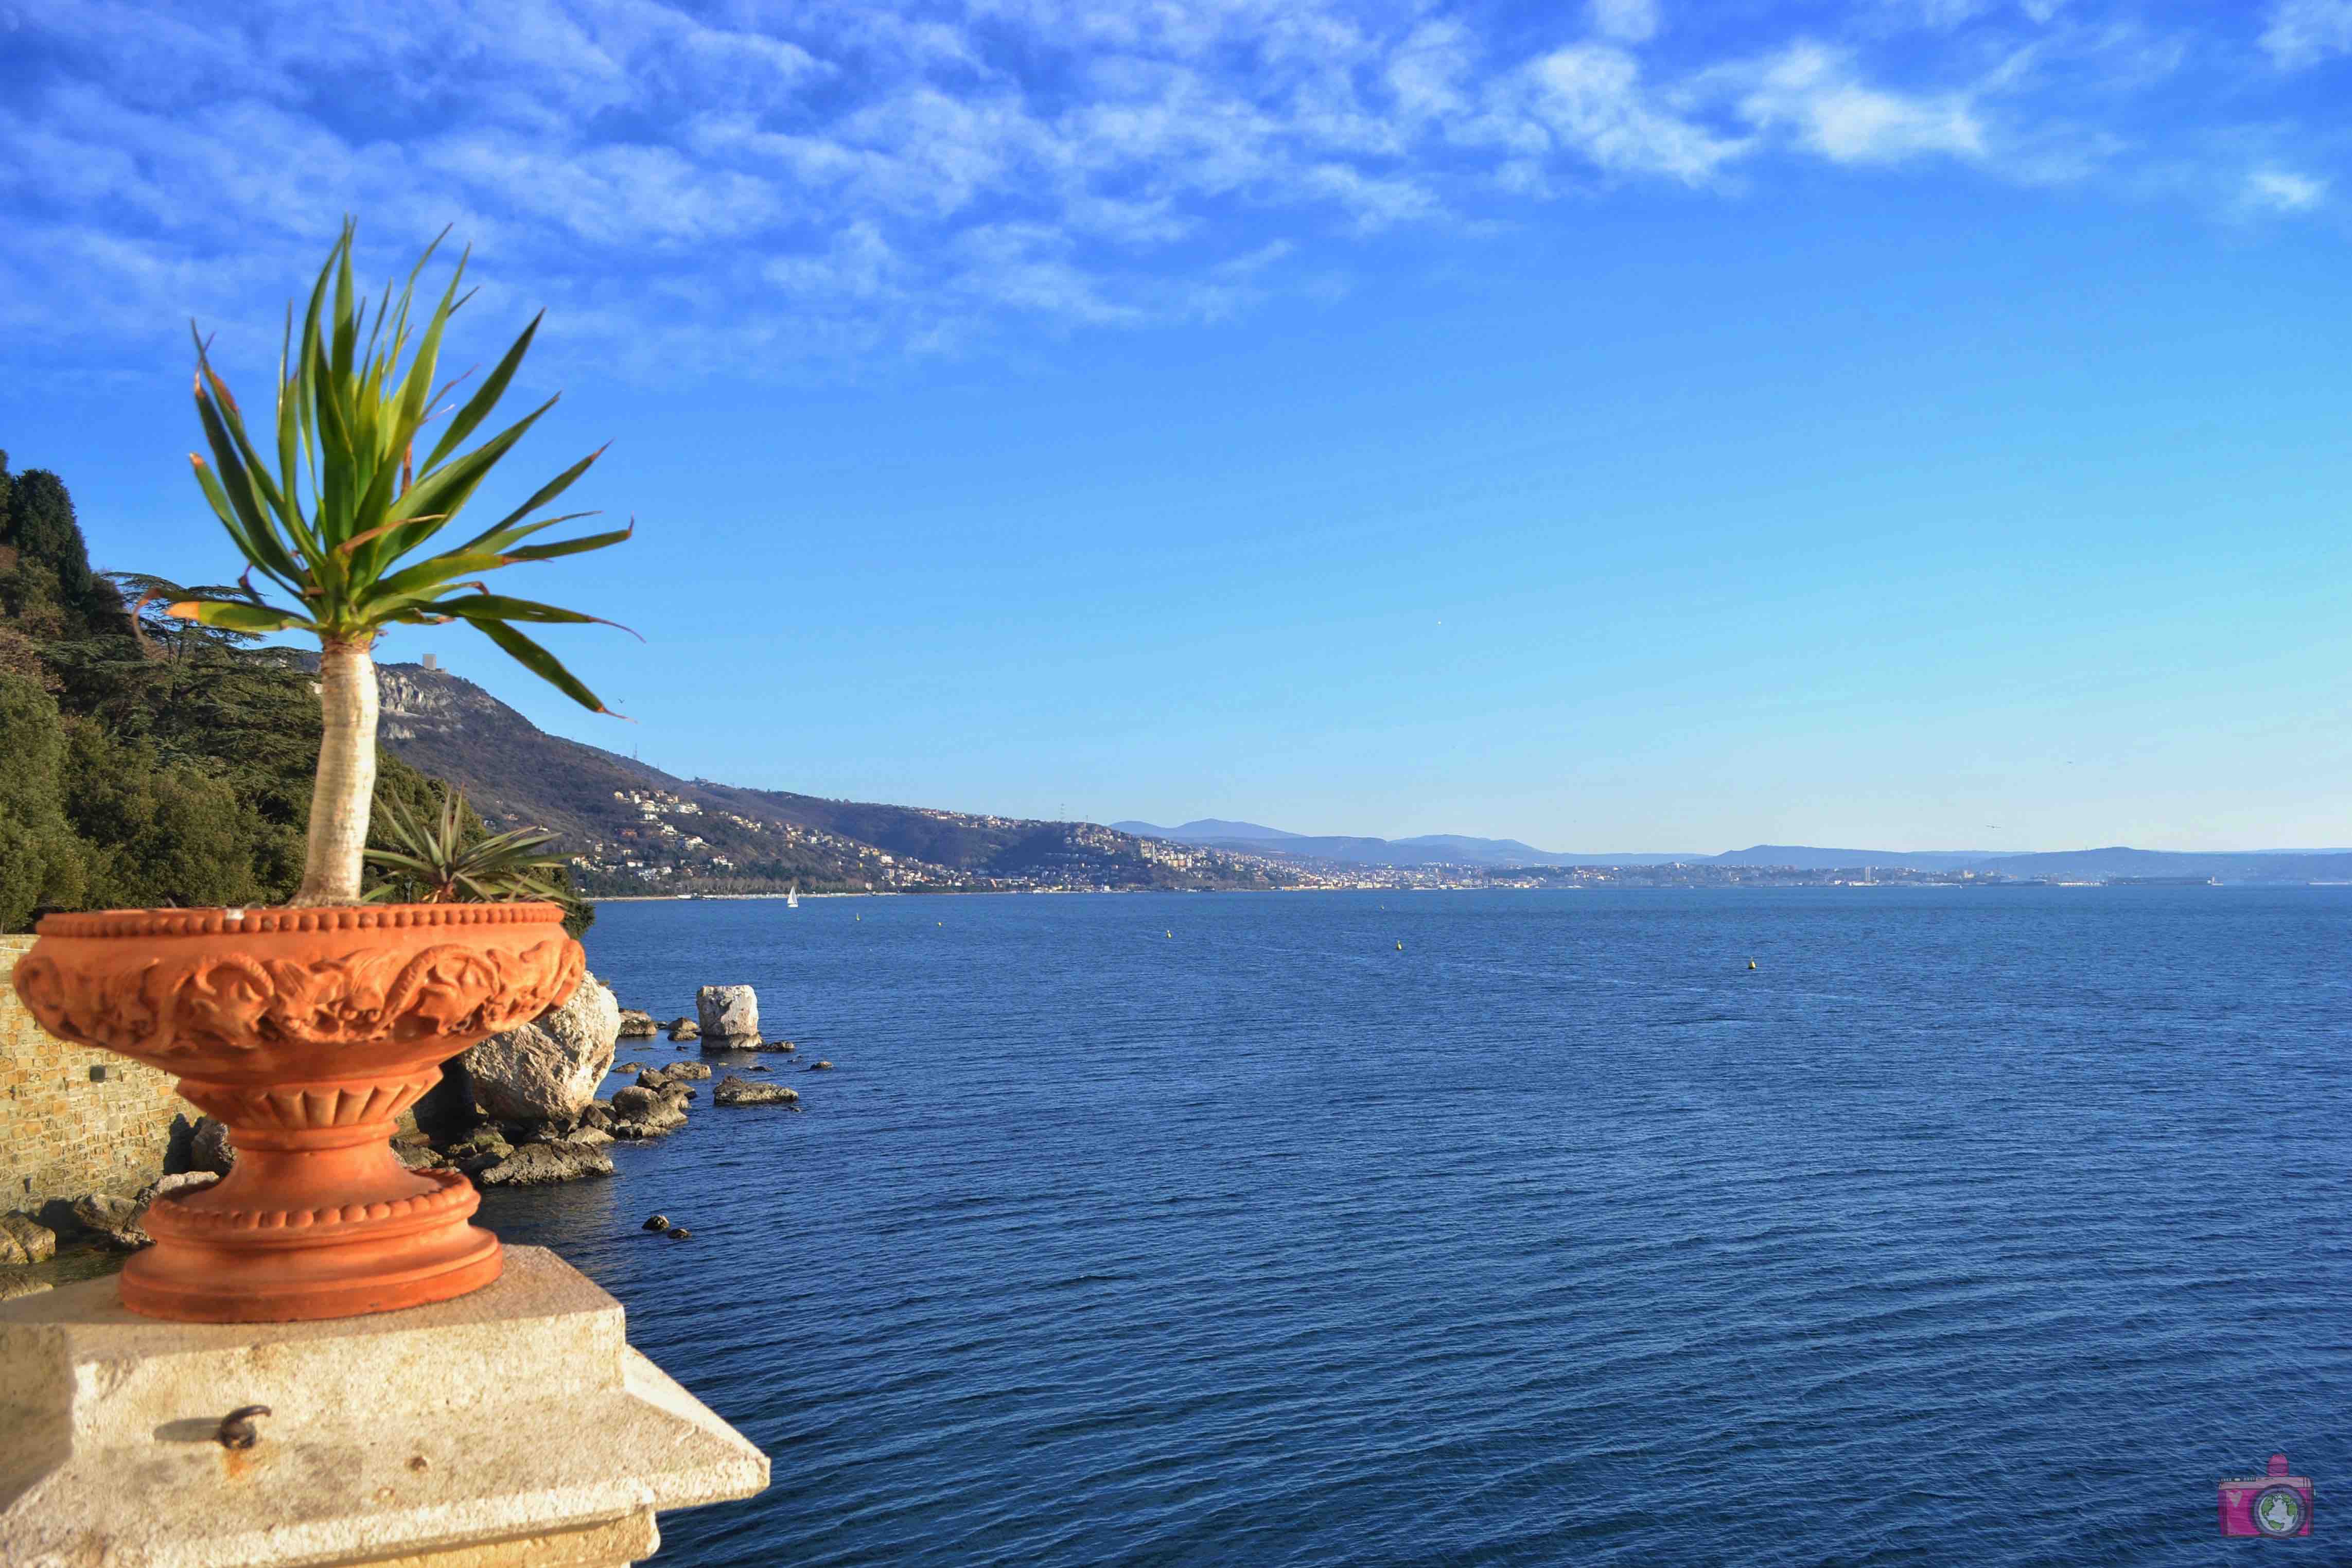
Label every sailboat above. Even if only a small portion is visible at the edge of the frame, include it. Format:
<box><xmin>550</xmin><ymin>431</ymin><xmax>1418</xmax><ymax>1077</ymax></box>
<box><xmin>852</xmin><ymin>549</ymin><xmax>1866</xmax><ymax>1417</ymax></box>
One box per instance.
<box><xmin>786</xmin><ymin>881</ymin><xmax>799</xmax><ymax>910</ymax></box>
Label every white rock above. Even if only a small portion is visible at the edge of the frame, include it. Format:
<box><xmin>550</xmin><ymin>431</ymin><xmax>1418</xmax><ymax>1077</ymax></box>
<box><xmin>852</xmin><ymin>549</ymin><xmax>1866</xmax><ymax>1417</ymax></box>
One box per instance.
<box><xmin>695</xmin><ymin>984</ymin><xmax>759</xmax><ymax>1043</ymax></box>
<box><xmin>463</xmin><ymin>973</ymin><xmax>622</xmax><ymax>1123</ymax></box>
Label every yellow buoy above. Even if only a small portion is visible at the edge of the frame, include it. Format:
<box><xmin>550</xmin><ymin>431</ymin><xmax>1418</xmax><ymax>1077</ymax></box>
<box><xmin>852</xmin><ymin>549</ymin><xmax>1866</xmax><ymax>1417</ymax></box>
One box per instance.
<box><xmin>1747</xmin><ymin>959</ymin><xmax>1757</xmax><ymax>970</ymax></box>
<box><xmin>1166</xmin><ymin>930</ymin><xmax>1173</xmax><ymax>939</ymax></box>
<box><xmin>1396</xmin><ymin>940</ymin><xmax>1404</xmax><ymax>950</ymax></box>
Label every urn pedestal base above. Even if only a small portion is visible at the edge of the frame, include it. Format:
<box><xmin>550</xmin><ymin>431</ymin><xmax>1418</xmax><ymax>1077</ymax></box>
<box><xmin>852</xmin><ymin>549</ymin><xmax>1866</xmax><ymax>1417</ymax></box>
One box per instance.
<box><xmin>9</xmin><ymin>903</ymin><xmax>583</xmax><ymax>1325</ymax></box>
<box><xmin>123</xmin><ymin>1067</ymin><xmax>505</xmax><ymax>1322</ymax></box>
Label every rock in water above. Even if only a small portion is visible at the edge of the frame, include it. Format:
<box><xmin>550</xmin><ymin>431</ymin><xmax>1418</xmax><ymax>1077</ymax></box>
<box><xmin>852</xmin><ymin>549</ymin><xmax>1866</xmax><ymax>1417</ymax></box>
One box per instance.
<box><xmin>663</xmin><ymin>1060</ymin><xmax>713</xmax><ymax>1080</ymax></box>
<box><xmin>805</xmin><ymin>1059</ymin><xmax>835</xmax><ymax>1071</ymax></box>
<box><xmin>608</xmin><ymin>1085</ymin><xmax>689</xmax><ymax>1138</ymax></box>
<box><xmin>666</xmin><ymin>1227</ymin><xmax>693</xmax><ymax>1241</ymax></box>
<box><xmin>617</xmin><ymin>1061</ymin><xmax>646</xmax><ymax>1074</ymax></box>
<box><xmin>667</xmin><ymin>1017</ymin><xmax>700</xmax><ymax>1041</ymax></box>
<box><xmin>0</xmin><ymin>1214</ymin><xmax>57</xmax><ymax>1266</ymax></box>
<box><xmin>713</xmin><ymin>1074</ymin><xmax>801</xmax><ymax>1106</ymax></box>
<box><xmin>643</xmin><ymin>1213</ymin><xmax>672</xmax><ymax>1232</ymax></box>
<box><xmin>462</xmin><ymin>972</ymin><xmax>623</xmax><ymax>1123</ymax></box>
<box><xmin>618</xmin><ymin>1009</ymin><xmax>658</xmax><ymax>1038</ymax></box>
<box><xmin>478</xmin><ymin>1142</ymin><xmax>616</xmax><ymax>1186</ymax></box>
<box><xmin>697</xmin><ymin>984</ymin><xmax>760</xmax><ymax>1046</ymax></box>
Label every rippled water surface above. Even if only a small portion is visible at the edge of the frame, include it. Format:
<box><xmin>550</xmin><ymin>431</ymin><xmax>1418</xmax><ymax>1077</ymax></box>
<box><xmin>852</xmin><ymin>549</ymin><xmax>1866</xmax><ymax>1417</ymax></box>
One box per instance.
<box><xmin>475</xmin><ymin>888</ymin><xmax>2352</xmax><ymax>1566</ymax></box>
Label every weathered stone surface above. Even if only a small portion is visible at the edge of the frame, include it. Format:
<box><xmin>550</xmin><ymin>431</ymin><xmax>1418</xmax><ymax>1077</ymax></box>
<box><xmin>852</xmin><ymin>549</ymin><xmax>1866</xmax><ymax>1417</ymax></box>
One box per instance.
<box><xmin>643</xmin><ymin>1214</ymin><xmax>671</xmax><ymax>1231</ymax></box>
<box><xmin>804</xmin><ymin>1059</ymin><xmax>835</xmax><ymax>1070</ymax></box>
<box><xmin>70</xmin><ymin>1192</ymin><xmax>149</xmax><ymax>1250</ymax></box>
<box><xmin>478</xmin><ymin>1142</ymin><xmax>616</xmax><ymax>1186</ymax></box>
<box><xmin>618</xmin><ymin>1008</ymin><xmax>658</xmax><ymax>1038</ymax></box>
<box><xmin>0</xmin><ymin>935</ymin><xmax>183</xmax><ymax>1215</ymax></box>
<box><xmin>607</xmin><ymin>1086</ymin><xmax>687</xmax><ymax>1138</ymax></box>
<box><xmin>661</xmin><ymin>1061</ymin><xmax>712</xmax><ymax>1080</ymax></box>
<box><xmin>462</xmin><ymin>973</ymin><xmax>622</xmax><ymax>1124</ymax></box>
<box><xmin>0</xmin><ymin>1269</ymin><xmax>50</xmax><ymax>1302</ymax></box>
<box><xmin>616</xmin><ymin>1061</ymin><xmax>646</xmax><ymax>1074</ymax></box>
<box><xmin>578</xmin><ymin>1101</ymin><xmax>615</xmax><ymax>1133</ymax></box>
<box><xmin>713</xmin><ymin>1075</ymin><xmax>800</xmax><ymax>1107</ymax></box>
<box><xmin>0</xmin><ymin>1215</ymin><xmax>56</xmax><ymax>1266</ymax></box>
<box><xmin>666</xmin><ymin>1017</ymin><xmax>700</xmax><ymax>1041</ymax></box>
<box><xmin>188</xmin><ymin>1117</ymin><xmax>236</xmax><ymax>1176</ymax></box>
<box><xmin>563</xmin><ymin>1126</ymin><xmax>615</xmax><ymax>1148</ymax></box>
<box><xmin>395</xmin><ymin>1142</ymin><xmax>450</xmax><ymax>1172</ymax></box>
<box><xmin>696</xmin><ymin>985</ymin><xmax>759</xmax><ymax>1044</ymax></box>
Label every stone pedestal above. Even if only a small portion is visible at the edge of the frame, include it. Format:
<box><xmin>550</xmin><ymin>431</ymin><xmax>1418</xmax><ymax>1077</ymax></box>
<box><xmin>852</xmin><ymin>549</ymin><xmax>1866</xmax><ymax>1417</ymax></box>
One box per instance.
<box><xmin>0</xmin><ymin>1246</ymin><xmax>767</xmax><ymax>1567</ymax></box>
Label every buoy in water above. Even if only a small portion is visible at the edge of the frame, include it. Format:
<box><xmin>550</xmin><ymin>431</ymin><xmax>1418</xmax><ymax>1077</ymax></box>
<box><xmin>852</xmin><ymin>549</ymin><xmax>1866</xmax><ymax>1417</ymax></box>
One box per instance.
<box><xmin>1396</xmin><ymin>940</ymin><xmax>1404</xmax><ymax>950</ymax></box>
<box><xmin>1747</xmin><ymin>959</ymin><xmax>1757</xmax><ymax>970</ymax></box>
<box><xmin>1166</xmin><ymin>930</ymin><xmax>1173</xmax><ymax>938</ymax></box>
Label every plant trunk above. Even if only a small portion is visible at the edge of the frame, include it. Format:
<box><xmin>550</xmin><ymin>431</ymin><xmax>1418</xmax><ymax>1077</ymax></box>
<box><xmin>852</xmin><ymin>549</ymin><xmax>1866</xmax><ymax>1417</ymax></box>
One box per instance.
<box><xmin>293</xmin><ymin>636</ymin><xmax>378</xmax><ymax>906</ymax></box>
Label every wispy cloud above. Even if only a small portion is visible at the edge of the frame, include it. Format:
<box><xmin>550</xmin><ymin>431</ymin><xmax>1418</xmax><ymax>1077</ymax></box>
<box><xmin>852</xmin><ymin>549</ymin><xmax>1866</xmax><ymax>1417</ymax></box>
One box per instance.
<box><xmin>2</xmin><ymin>1</ymin><xmax>2345</xmax><ymax>375</ymax></box>
<box><xmin>2244</xmin><ymin>166</ymin><xmax>2328</xmax><ymax>211</ymax></box>
<box><xmin>2261</xmin><ymin>0</ymin><xmax>2352</xmax><ymax>68</ymax></box>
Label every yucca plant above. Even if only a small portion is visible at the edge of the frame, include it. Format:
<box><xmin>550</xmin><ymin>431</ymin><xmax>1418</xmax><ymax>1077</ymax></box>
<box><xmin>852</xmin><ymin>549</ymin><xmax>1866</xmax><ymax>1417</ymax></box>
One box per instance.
<box><xmin>173</xmin><ymin>221</ymin><xmax>628</xmax><ymax>905</ymax></box>
<box><xmin>364</xmin><ymin>787</ymin><xmax>569</xmax><ymax>906</ymax></box>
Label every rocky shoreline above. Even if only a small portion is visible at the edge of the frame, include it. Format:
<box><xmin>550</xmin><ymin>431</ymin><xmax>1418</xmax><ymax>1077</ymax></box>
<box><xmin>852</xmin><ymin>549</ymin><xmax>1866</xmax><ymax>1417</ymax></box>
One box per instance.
<box><xmin>0</xmin><ymin>977</ymin><xmax>833</xmax><ymax>1299</ymax></box>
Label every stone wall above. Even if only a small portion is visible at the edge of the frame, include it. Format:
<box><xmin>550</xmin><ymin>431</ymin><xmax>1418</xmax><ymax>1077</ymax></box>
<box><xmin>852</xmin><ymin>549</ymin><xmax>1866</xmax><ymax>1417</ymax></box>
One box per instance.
<box><xmin>0</xmin><ymin>936</ymin><xmax>186</xmax><ymax>1210</ymax></box>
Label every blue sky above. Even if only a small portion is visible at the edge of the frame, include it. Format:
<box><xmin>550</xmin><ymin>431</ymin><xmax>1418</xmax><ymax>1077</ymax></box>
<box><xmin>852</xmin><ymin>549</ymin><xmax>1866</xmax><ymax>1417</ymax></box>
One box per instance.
<box><xmin>6</xmin><ymin>0</ymin><xmax>2352</xmax><ymax>852</ymax></box>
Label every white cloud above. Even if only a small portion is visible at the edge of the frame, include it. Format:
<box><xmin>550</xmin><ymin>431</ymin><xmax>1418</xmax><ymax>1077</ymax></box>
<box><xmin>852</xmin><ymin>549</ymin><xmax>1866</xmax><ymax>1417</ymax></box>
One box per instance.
<box><xmin>0</xmin><ymin>0</ymin><xmax>2342</xmax><ymax>373</ymax></box>
<box><xmin>2245</xmin><ymin>166</ymin><xmax>2328</xmax><ymax>210</ymax></box>
<box><xmin>2261</xmin><ymin>0</ymin><xmax>2352</xmax><ymax>67</ymax></box>
<box><xmin>1589</xmin><ymin>0</ymin><xmax>1661</xmax><ymax>46</ymax></box>
<box><xmin>1715</xmin><ymin>42</ymin><xmax>1985</xmax><ymax>165</ymax></box>
<box><xmin>1526</xmin><ymin>46</ymin><xmax>1746</xmax><ymax>184</ymax></box>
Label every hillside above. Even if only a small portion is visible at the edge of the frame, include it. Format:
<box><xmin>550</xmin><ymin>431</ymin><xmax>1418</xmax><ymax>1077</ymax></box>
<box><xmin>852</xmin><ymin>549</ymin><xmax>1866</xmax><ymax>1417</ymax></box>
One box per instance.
<box><xmin>376</xmin><ymin>663</ymin><xmax>1292</xmax><ymax>895</ymax></box>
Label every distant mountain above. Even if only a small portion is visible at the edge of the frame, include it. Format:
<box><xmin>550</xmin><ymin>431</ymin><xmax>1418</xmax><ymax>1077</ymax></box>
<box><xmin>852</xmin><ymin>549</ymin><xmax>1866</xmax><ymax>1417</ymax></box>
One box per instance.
<box><xmin>1125</xmin><ymin>820</ymin><xmax>1700</xmax><ymax>869</ymax></box>
<box><xmin>1112</xmin><ymin>819</ymin><xmax>1303</xmax><ymax>841</ymax></box>
<box><xmin>376</xmin><ymin>664</ymin><xmax>1288</xmax><ymax>894</ymax></box>
<box><xmin>1965</xmin><ymin>847</ymin><xmax>2352</xmax><ymax>880</ymax></box>
<box><xmin>1709</xmin><ymin>845</ymin><xmax>2002</xmax><ymax>872</ymax></box>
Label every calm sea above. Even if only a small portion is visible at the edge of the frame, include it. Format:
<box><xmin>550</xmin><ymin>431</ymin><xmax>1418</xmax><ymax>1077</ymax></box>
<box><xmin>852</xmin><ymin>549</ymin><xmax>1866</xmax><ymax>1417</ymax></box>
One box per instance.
<box><xmin>477</xmin><ymin>888</ymin><xmax>2352</xmax><ymax>1567</ymax></box>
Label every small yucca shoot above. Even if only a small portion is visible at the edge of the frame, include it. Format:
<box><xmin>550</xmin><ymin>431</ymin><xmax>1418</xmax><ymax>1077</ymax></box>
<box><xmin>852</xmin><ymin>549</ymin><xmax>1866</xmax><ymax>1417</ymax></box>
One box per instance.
<box><xmin>364</xmin><ymin>789</ymin><xmax>570</xmax><ymax>906</ymax></box>
<box><xmin>175</xmin><ymin>221</ymin><xmax>631</xmax><ymax>905</ymax></box>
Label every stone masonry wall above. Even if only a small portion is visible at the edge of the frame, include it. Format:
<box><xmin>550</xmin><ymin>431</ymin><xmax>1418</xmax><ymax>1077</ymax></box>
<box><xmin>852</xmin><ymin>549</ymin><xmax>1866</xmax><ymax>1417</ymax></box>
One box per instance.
<box><xmin>0</xmin><ymin>935</ymin><xmax>186</xmax><ymax>1210</ymax></box>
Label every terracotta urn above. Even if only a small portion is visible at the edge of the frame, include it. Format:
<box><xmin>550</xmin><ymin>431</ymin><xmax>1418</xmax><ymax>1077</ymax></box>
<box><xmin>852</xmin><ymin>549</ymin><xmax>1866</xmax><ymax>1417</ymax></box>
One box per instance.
<box><xmin>11</xmin><ymin>902</ymin><xmax>584</xmax><ymax>1323</ymax></box>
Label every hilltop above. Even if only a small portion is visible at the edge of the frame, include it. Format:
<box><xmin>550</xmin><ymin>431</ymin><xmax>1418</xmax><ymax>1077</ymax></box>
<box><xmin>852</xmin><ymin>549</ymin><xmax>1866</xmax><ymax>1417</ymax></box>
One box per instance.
<box><xmin>376</xmin><ymin>663</ymin><xmax>1290</xmax><ymax>895</ymax></box>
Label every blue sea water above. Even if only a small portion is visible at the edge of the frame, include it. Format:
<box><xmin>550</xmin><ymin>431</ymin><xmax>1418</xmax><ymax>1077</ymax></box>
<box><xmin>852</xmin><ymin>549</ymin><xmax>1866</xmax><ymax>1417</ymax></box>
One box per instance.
<box><xmin>476</xmin><ymin>887</ymin><xmax>2352</xmax><ymax>1566</ymax></box>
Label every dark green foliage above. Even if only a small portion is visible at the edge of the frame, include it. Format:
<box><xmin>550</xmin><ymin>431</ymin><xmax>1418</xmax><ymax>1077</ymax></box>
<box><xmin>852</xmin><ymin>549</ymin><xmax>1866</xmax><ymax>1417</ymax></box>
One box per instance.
<box><xmin>1</xmin><ymin>462</ymin><xmax>128</xmax><ymax>642</ymax></box>
<box><xmin>0</xmin><ymin>671</ymin><xmax>89</xmax><ymax>928</ymax></box>
<box><xmin>0</xmin><ymin>459</ymin><xmax>593</xmax><ymax>933</ymax></box>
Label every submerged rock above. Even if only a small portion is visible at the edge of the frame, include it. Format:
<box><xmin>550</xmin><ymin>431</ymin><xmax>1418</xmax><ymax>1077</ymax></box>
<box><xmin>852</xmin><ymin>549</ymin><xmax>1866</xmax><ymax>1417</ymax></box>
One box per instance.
<box><xmin>667</xmin><ymin>1017</ymin><xmax>700</xmax><ymax>1041</ymax></box>
<box><xmin>608</xmin><ymin>1085</ymin><xmax>689</xmax><ymax>1138</ymax></box>
<box><xmin>713</xmin><ymin>1074</ymin><xmax>800</xmax><ymax>1106</ymax></box>
<box><xmin>662</xmin><ymin>1061</ymin><xmax>712</xmax><ymax>1080</ymax></box>
<box><xmin>618</xmin><ymin>1009</ymin><xmax>659</xmax><ymax>1038</ymax></box>
<box><xmin>665</xmin><ymin>1227</ymin><xmax>693</xmax><ymax>1241</ymax></box>
<box><xmin>478</xmin><ymin>1142</ymin><xmax>616</xmax><ymax>1186</ymax></box>
<box><xmin>804</xmin><ymin>1060</ymin><xmax>835</xmax><ymax>1071</ymax></box>
<box><xmin>643</xmin><ymin>1213</ymin><xmax>672</xmax><ymax>1232</ymax></box>
<box><xmin>617</xmin><ymin>1061</ymin><xmax>646</xmax><ymax>1074</ymax></box>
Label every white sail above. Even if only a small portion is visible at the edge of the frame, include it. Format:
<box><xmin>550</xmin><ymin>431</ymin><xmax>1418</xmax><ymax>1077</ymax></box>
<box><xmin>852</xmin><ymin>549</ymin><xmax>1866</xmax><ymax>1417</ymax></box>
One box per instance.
<box><xmin>786</xmin><ymin>880</ymin><xmax>799</xmax><ymax>909</ymax></box>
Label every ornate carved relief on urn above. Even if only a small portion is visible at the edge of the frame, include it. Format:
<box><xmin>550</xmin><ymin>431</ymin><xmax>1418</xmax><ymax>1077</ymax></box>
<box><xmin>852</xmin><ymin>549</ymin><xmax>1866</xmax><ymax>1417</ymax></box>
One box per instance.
<box><xmin>12</xmin><ymin>902</ymin><xmax>583</xmax><ymax>1322</ymax></box>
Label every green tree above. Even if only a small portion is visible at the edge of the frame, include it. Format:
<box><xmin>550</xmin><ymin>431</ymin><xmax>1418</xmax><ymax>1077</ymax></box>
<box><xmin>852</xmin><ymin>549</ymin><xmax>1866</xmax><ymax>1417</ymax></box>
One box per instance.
<box><xmin>0</xmin><ymin>671</ymin><xmax>87</xmax><ymax>928</ymax></box>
